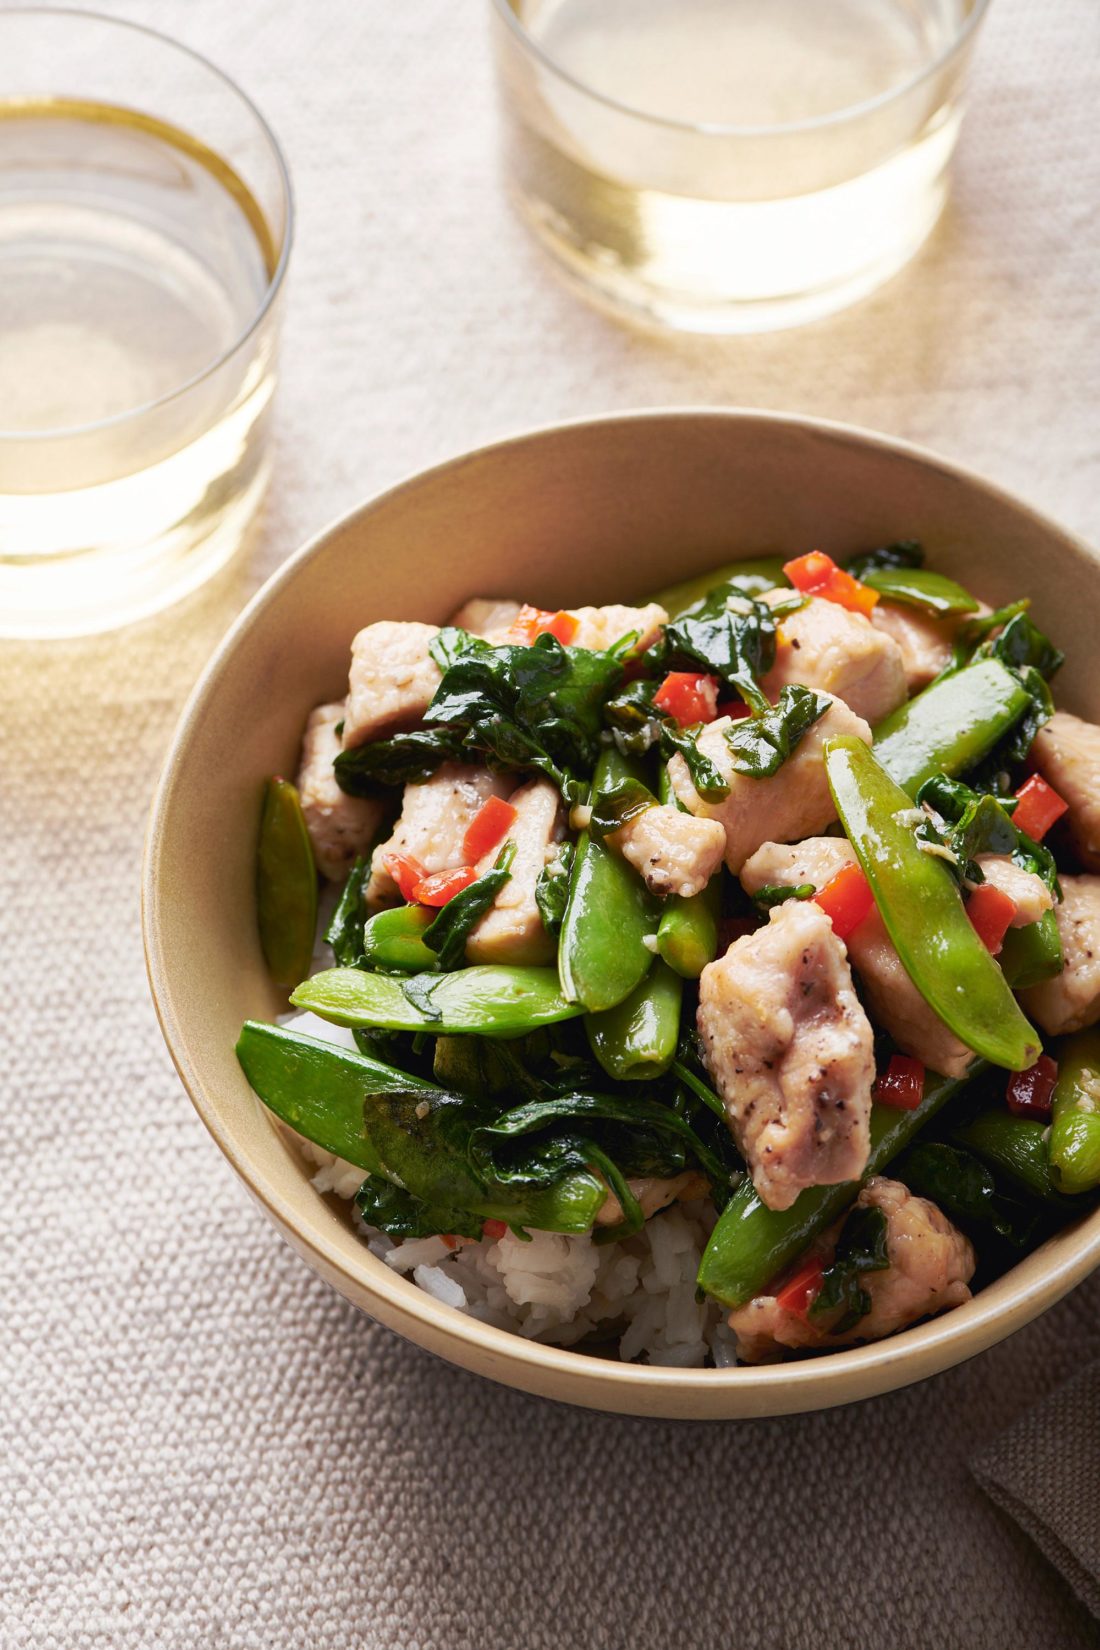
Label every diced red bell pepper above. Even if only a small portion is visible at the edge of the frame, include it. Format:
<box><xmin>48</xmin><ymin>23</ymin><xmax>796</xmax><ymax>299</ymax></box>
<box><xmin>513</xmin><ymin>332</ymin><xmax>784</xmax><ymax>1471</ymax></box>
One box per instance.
<box><xmin>463</xmin><ymin>795</ymin><xmax>517</xmax><ymax>863</ymax></box>
<box><xmin>413</xmin><ymin>866</ymin><xmax>478</xmax><ymax>907</ymax></box>
<box><xmin>653</xmin><ymin>671</ymin><xmax>720</xmax><ymax>727</ymax></box>
<box><xmin>383</xmin><ymin>852</ymin><xmax>428</xmax><ymax>903</ymax></box>
<box><xmin>775</xmin><ymin>1255</ymin><xmax>825</xmax><ymax>1317</ymax></box>
<box><xmin>1006</xmin><ymin>1053</ymin><xmax>1058</xmax><ymax>1120</ymax></box>
<box><xmin>510</xmin><ymin>604</ymin><xmax>579</xmax><ymax>646</ymax></box>
<box><xmin>782</xmin><ymin>550</ymin><xmax>879</xmax><ymax>617</ymax></box>
<box><xmin>966</xmin><ymin>881</ymin><xmax>1017</xmax><ymax>955</ymax></box>
<box><xmin>482</xmin><ymin>1218</ymin><xmax>508</xmax><ymax>1241</ymax></box>
<box><xmin>441</xmin><ymin>1234</ymin><xmax>461</xmax><ymax>1251</ymax></box>
<box><xmin>874</xmin><ymin>1053</ymin><xmax>926</xmax><ymax>1110</ymax></box>
<box><xmin>715</xmin><ymin>698</ymin><xmax>752</xmax><ymax>720</ymax></box>
<box><xmin>814</xmin><ymin>862</ymin><xmax>875</xmax><ymax>939</ymax></box>
<box><xmin>1012</xmin><ymin>773</ymin><xmax>1069</xmax><ymax>842</ymax></box>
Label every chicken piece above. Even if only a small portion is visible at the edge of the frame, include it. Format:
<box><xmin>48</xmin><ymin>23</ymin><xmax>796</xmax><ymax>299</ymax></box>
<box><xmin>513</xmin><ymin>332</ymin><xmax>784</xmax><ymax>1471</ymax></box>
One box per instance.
<box><xmin>608</xmin><ymin>804</ymin><xmax>725</xmax><ymax>899</ymax></box>
<box><xmin>365</xmin><ymin>763</ymin><xmax>513</xmax><ymax>908</ymax></box>
<box><xmin>294</xmin><ymin>702</ymin><xmax>386</xmax><ymax>882</ymax></box>
<box><xmin>343</xmin><ymin>621</ymin><xmax>441</xmax><ymax>749</ymax></box>
<box><xmin>740</xmin><ymin>837</ymin><xmax>974</xmax><ymax>1079</ymax></box>
<box><xmin>728</xmin><ymin>1176</ymin><xmax>975</xmax><ymax>1362</ymax></box>
<box><xmin>667</xmin><ymin>696</ymin><xmax>873</xmax><ymax>873</ymax></box>
<box><xmin>760</xmin><ymin>590</ymin><xmax>907</xmax><ymax>725</ymax></box>
<box><xmin>569</xmin><ymin>602</ymin><xmax>667</xmax><ymax>654</ymax></box>
<box><xmin>448</xmin><ymin>597</ymin><xmax>521</xmax><ymax>640</ymax></box>
<box><xmin>466</xmin><ymin>777</ymin><xmax>564</xmax><ymax>965</ymax></box>
<box><xmin>697</xmin><ymin>900</ymin><xmax>875</xmax><ymax>1211</ymax></box>
<box><xmin>594</xmin><ymin>1171</ymin><xmax>710</xmax><ymax>1227</ymax></box>
<box><xmin>870</xmin><ymin>602</ymin><xmax>956</xmax><ymax>691</ymax></box>
<box><xmin>1032</xmin><ymin>711</ymin><xmax>1100</xmax><ymax>871</ymax></box>
<box><xmin>974</xmin><ymin>854</ymin><xmax>1053</xmax><ymax>928</ymax></box>
<box><xmin>1022</xmin><ymin>875</ymin><xmax>1100</xmax><ymax>1035</ymax></box>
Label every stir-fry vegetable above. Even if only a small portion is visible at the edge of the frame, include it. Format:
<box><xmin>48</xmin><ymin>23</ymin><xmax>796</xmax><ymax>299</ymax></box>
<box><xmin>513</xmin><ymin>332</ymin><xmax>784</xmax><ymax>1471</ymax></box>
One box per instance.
<box><xmin>1049</xmin><ymin>1031</ymin><xmax>1100</xmax><ymax>1194</ymax></box>
<box><xmin>873</xmin><ymin>659</ymin><xmax>1033</xmax><ymax>796</ymax></box>
<box><xmin>292</xmin><ymin>964</ymin><xmax>584</xmax><ymax>1036</ymax></box>
<box><xmin>585</xmin><ymin>960</ymin><xmax>682</xmax><ymax>1083</ymax></box>
<box><xmin>256</xmin><ymin>777</ymin><xmax>317</xmax><ymax>987</ymax></box>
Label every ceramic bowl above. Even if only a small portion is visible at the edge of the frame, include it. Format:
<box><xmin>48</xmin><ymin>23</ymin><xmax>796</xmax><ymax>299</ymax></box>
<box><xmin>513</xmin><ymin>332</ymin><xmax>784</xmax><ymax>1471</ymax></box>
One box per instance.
<box><xmin>144</xmin><ymin>409</ymin><xmax>1100</xmax><ymax>1418</ymax></box>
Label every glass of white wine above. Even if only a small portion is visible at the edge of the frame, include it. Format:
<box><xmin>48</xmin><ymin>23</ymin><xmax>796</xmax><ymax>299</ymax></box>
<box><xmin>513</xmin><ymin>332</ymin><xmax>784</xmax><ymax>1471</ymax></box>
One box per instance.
<box><xmin>0</xmin><ymin>9</ymin><xmax>293</xmax><ymax>639</ymax></box>
<box><xmin>490</xmin><ymin>0</ymin><xmax>992</xmax><ymax>334</ymax></box>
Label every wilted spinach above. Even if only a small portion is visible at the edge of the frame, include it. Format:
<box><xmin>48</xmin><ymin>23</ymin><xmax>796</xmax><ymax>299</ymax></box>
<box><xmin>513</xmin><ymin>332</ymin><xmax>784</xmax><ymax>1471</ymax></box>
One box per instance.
<box><xmin>807</xmin><ymin>1205</ymin><xmax>890</xmax><ymax>1334</ymax></box>
<box><xmin>421</xmin><ymin>842</ymin><xmax>516</xmax><ymax>970</ymax></box>
<box><xmin>723</xmin><ymin>684</ymin><xmax>828</xmax><ymax>779</ymax></box>
<box><xmin>354</xmin><ymin>1175</ymin><xmax>483</xmax><ymax>1240</ymax></box>
<box><xmin>896</xmin><ymin>1141</ymin><xmax>1040</xmax><ymax>1249</ymax></box>
<box><xmin>845</xmin><ymin>540</ymin><xmax>924</xmax><ymax>579</ymax></box>
<box><xmin>334</xmin><ymin>726</ymin><xmax>468</xmax><ymax>792</ymax></box>
<box><xmin>534</xmin><ymin>843</ymin><xmax>574</xmax><ymax>939</ymax></box>
<box><xmin>751</xmin><ymin>882</ymin><xmax>816</xmax><ymax>911</ymax></box>
<box><xmin>590</xmin><ymin>776</ymin><xmax>656</xmax><ymax>838</ymax></box>
<box><xmin>325</xmin><ymin>854</ymin><xmax>371</xmax><ymax>965</ymax></box>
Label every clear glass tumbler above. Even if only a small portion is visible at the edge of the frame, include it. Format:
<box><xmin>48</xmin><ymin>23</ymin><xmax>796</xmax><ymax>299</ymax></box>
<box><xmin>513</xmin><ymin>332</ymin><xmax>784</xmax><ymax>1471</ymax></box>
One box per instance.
<box><xmin>0</xmin><ymin>9</ymin><xmax>293</xmax><ymax>638</ymax></box>
<box><xmin>490</xmin><ymin>0</ymin><xmax>991</xmax><ymax>334</ymax></box>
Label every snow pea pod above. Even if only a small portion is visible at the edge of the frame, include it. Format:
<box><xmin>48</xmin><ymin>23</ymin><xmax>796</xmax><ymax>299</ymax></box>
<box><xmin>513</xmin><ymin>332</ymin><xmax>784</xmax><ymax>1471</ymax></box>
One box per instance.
<box><xmin>654</xmin><ymin>556</ymin><xmax>788</xmax><ymax>618</ymax></box>
<box><xmin>585</xmin><ymin>960</ymin><xmax>683</xmax><ymax>1082</ymax></box>
<box><xmin>360</xmin><ymin>905</ymin><xmax>440</xmax><ymax>973</ymax></box>
<box><xmin>951</xmin><ymin>1108</ymin><xmax>1083</xmax><ymax>1211</ymax></box>
<box><xmin>256</xmin><ymin>777</ymin><xmax>317</xmax><ymax>988</ymax></box>
<box><xmin>292</xmin><ymin>965</ymin><xmax>583</xmax><ymax>1035</ymax></box>
<box><xmin>826</xmin><ymin>737</ymin><xmax>1040</xmax><ymax>1072</ymax></box>
<box><xmin>1049</xmin><ymin>1031</ymin><xmax>1100</xmax><ymax>1194</ymax></box>
<box><xmin>1000</xmin><ymin>910</ymin><xmax>1064</xmax><ymax>990</ymax></box>
<box><xmin>656</xmin><ymin>877</ymin><xmax>721</xmax><ymax>978</ymax></box>
<box><xmin>697</xmin><ymin>1069</ymin><xmax>972</xmax><ymax>1308</ymax></box>
<box><xmin>872</xmin><ymin>658</ymin><xmax>1032</xmax><ymax>796</ymax></box>
<box><xmin>558</xmin><ymin>748</ymin><xmax>659</xmax><ymax>1013</ymax></box>
<box><xmin>236</xmin><ymin>1021</ymin><xmax>604</xmax><ymax>1231</ymax></box>
<box><xmin>860</xmin><ymin>567</ymin><xmax>979</xmax><ymax>616</ymax></box>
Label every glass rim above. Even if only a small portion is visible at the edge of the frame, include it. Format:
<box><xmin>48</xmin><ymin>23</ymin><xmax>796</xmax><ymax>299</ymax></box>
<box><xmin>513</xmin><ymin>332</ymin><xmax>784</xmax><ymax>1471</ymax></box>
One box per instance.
<box><xmin>0</xmin><ymin>5</ymin><xmax>294</xmax><ymax>444</ymax></box>
<box><xmin>490</xmin><ymin>0</ymin><xmax>994</xmax><ymax>140</ymax></box>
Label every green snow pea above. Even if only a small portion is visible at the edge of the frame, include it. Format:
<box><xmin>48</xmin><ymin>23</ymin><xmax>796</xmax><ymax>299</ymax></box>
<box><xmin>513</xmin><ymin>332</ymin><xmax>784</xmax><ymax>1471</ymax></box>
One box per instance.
<box><xmin>360</xmin><ymin>905</ymin><xmax>440</xmax><ymax>973</ymax></box>
<box><xmin>872</xmin><ymin>658</ymin><xmax>1032</xmax><ymax>796</ymax></box>
<box><xmin>558</xmin><ymin>748</ymin><xmax>659</xmax><ymax>1013</ymax></box>
<box><xmin>860</xmin><ymin>567</ymin><xmax>979</xmax><ymax>616</ymax></box>
<box><xmin>654</xmin><ymin>556</ymin><xmax>788</xmax><ymax>618</ymax></box>
<box><xmin>697</xmin><ymin>1069</ymin><xmax>972</xmax><ymax>1308</ymax></box>
<box><xmin>826</xmin><ymin>737</ymin><xmax>1040</xmax><ymax>1072</ymax></box>
<box><xmin>256</xmin><ymin>777</ymin><xmax>317</xmax><ymax>988</ymax></box>
<box><xmin>656</xmin><ymin>876</ymin><xmax>721</xmax><ymax>978</ymax></box>
<box><xmin>1049</xmin><ymin>1031</ymin><xmax>1100</xmax><ymax>1194</ymax></box>
<box><xmin>236</xmin><ymin>1021</ymin><xmax>604</xmax><ymax>1231</ymax></box>
<box><xmin>951</xmin><ymin>1108</ymin><xmax>1083</xmax><ymax>1212</ymax></box>
<box><xmin>291</xmin><ymin>965</ymin><xmax>583</xmax><ymax>1036</ymax></box>
<box><xmin>585</xmin><ymin>960</ymin><xmax>683</xmax><ymax>1082</ymax></box>
<box><xmin>1000</xmin><ymin>910</ymin><xmax>1064</xmax><ymax>990</ymax></box>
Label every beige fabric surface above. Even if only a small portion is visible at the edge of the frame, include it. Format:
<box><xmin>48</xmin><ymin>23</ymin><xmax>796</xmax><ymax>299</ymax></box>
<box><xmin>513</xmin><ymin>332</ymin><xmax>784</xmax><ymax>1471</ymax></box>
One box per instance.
<box><xmin>4</xmin><ymin>1</ymin><xmax>1100</xmax><ymax>1646</ymax></box>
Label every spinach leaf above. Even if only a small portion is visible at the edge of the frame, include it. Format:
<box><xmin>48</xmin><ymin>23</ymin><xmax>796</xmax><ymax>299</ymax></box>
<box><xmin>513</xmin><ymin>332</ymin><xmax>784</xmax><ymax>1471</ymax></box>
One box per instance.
<box><xmin>846</xmin><ymin>540</ymin><xmax>924</xmax><ymax>578</ymax></box>
<box><xmin>325</xmin><ymin>854</ymin><xmax>370</xmax><ymax>966</ymax></box>
<box><xmin>603</xmin><ymin>678</ymin><xmax>665</xmax><ymax>758</ymax></box>
<box><xmin>535</xmin><ymin>843</ymin><xmax>574</xmax><ymax>939</ymax></box>
<box><xmin>660</xmin><ymin>723</ymin><xmax>731</xmax><ymax>802</ymax></box>
<box><xmin>401</xmin><ymin>973</ymin><xmax>447</xmax><ymax>1021</ymax></box>
<box><xmin>984</xmin><ymin>610</ymin><xmax>1064</xmax><ymax>682</ymax></box>
<box><xmin>354</xmin><ymin>1175</ymin><xmax>484</xmax><ymax>1240</ymax></box>
<box><xmin>896</xmin><ymin>1141</ymin><xmax>1040</xmax><ymax>1248</ymax></box>
<box><xmin>660</xmin><ymin>592</ymin><xmax>790</xmax><ymax>710</ymax></box>
<box><xmin>421</xmin><ymin>842</ymin><xmax>517</xmax><ymax>970</ymax></box>
<box><xmin>723</xmin><ymin>685</ymin><xmax>828</xmax><ymax>779</ymax></box>
<box><xmin>334</xmin><ymin>726</ymin><xmax>467</xmax><ymax>792</ymax></box>
<box><xmin>428</xmin><ymin>634</ymin><xmax>622</xmax><ymax>803</ymax></box>
<box><xmin>752</xmin><ymin>882</ymin><xmax>816</xmax><ymax>911</ymax></box>
<box><xmin>807</xmin><ymin>1204</ymin><xmax>890</xmax><ymax>1334</ymax></box>
<box><xmin>590</xmin><ymin>777</ymin><xmax>656</xmax><ymax>838</ymax></box>
<box><xmin>429</xmin><ymin>625</ymin><xmax>490</xmax><ymax>673</ymax></box>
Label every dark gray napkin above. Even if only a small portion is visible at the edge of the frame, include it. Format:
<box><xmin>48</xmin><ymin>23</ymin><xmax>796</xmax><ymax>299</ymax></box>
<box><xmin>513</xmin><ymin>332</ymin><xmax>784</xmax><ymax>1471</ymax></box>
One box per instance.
<box><xmin>973</xmin><ymin>1362</ymin><xmax>1100</xmax><ymax>1618</ymax></box>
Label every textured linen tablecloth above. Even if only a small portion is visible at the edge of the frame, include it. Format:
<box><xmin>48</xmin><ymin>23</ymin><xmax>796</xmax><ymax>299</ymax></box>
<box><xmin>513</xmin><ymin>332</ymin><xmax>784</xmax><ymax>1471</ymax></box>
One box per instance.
<box><xmin>4</xmin><ymin>2</ymin><xmax>1100</xmax><ymax>1646</ymax></box>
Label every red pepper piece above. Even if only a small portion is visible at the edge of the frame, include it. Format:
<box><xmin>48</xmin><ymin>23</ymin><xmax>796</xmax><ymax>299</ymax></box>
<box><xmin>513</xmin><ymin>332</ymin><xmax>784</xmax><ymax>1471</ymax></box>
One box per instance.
<box><xmin>383</xmin><ymin>852</ymin><xmax>428</xmax><ymax>904</ymax></box>
<box><xmin>1006</xmin><ymin>1053</ymin><xmax>1058</xmax><ymax>1120</ymax></box>
<box><xmin>814</xmin><ymin>862</ymin><xmax>875</xmax><ymax>940</ymax></box>
<box><xmin>510</xmin><ymin>604</ymin><xmax>579</xmax><ymax>646</ymax></box>
<box><xmin>874</xmin><ymin>1053</ymin><xmax>926</xmax><ymax>1110</ymax></box>
<box><xmin>482</xmin><ymin>1218</ymin><xmax>508</xmax><ymax>1241</ymax></box>
<box><xmin>966</xmin><ymin>881</ymin><xmax>1017</xmax><ymax>956</ymax></box>
<box><xmin>775</xmin><ymin>1255</ymin><xmax>825</xmax><ymax>1317</ymax></box>
<box><xmin>413</xmin><ymin>866</ymin><xmax>478</xmax><ymax>907</ymax></box>
<box><xmin>653</xmin><ymin>671</ymin><xmax>720</xmax><ymax>727</ymax></box>
<box><xmin>463</xmin><ymin>795</ymin><xmax>517</xmax><ymax>864</ymax></box>
<box><xmin>783</xmin><ymin>550</ymin><xmax>879</xmax><ymax>617</ymax></box>
<box><xmin>1012</xmin><ymin>773</ymin><xmax>1069</xmax><ymax>842</ymax></box>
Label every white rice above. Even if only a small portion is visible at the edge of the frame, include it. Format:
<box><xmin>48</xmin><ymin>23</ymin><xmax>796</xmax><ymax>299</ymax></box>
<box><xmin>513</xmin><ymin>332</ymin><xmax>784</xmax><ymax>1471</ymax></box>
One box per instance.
<box><xmin>281</xmin><ymin>1009</ymin><xmax>734</xmax><ymax>1366</ymax></box>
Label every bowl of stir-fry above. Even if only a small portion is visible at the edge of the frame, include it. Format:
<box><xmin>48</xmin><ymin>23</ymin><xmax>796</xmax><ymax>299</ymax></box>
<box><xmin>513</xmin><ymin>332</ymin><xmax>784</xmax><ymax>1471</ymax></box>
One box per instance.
<box><xmin>144</xmin><ymin>410</ymin><xmax>1100</xmax><ymax>1417</ymax></box>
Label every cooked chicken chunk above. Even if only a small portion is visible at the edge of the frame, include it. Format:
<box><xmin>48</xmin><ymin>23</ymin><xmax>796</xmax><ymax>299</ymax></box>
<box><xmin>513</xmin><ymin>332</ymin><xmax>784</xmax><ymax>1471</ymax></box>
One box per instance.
<box><xmin>594</xmin><ymin>1171</ymin><xmax>710</xmax><ymax>1227</ymax></box>
<box><xmin>740</xmin><ymin>837</ymin><xmax>973</xmax><ymax>1079</ymax></box>
<box><xmin>295</xmin><ymin>702</ymin><xmax>386</xmax><ymax>882</ymax></box>
<box><xmin>448</xmin><ymin>597</ymin><xmax>522</xmax><ymax>640</ymax></box>
<box><xmin>975</xmin><ymin>854</ymin><xmax>1053</xmax><ymax>928</ymax></box>
<box><xmin>608</xmin><ymin>804</ymin><xmax>726</xmax><ymax>898</ymax></box>
<box><xmin>760</xmin><ymin>591</ymin><xmax>907</xmax><ymax>725</ymax></box>
<box><xmin>870</xmin><ymin>602</ymin><xmax>956</xmax><ymax>691</ymax></box>
<box><xmin>343</xmin><ymin>621</ymin><xmax>441</xmax><ymax>749</ymax></box>
<box><xmin>728</xmin><ymin>1176</ymin><xmax>975</xmax><ymax>1362</ymax></box>
<box><xmin>697</xmin><ymin>900</ymin><xmax>875</xmax><ymax>1211</ymax></box>
<box><xmin>667</xmin><ymin>696</ymin><xmax>873</xmax><ymax>873</ymax></box>
<box><xmin>466</xmin><ymin>777</ymin><xmax>564</xmax><ymax>965</ymax></box>
<box><xmin>569</xmin><ymin>602</ymin><xmax>667</xmax><ymax>654</ymax></box>
<box><xmin>1023</xmin><ymin>875</ymin><xmax>1100</xmax><ymax>1035</ymax></box>
<box><xmin>365</xmin><ymin>763</ymin><xmax>513</xmax><ymax>908</ymax></box>
<box><xmin>1032</xmin><ymin>710</ymin><xmax>1100</xmax><ymax>871</ymax></box>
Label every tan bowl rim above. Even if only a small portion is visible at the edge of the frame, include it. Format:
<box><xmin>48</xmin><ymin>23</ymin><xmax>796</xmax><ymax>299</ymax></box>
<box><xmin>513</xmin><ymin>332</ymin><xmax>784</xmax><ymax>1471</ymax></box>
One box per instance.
<box><xmin>143</xmin><ymin>406</ymin><xmax>1100</xmax><ymax>1408</ymax></box>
